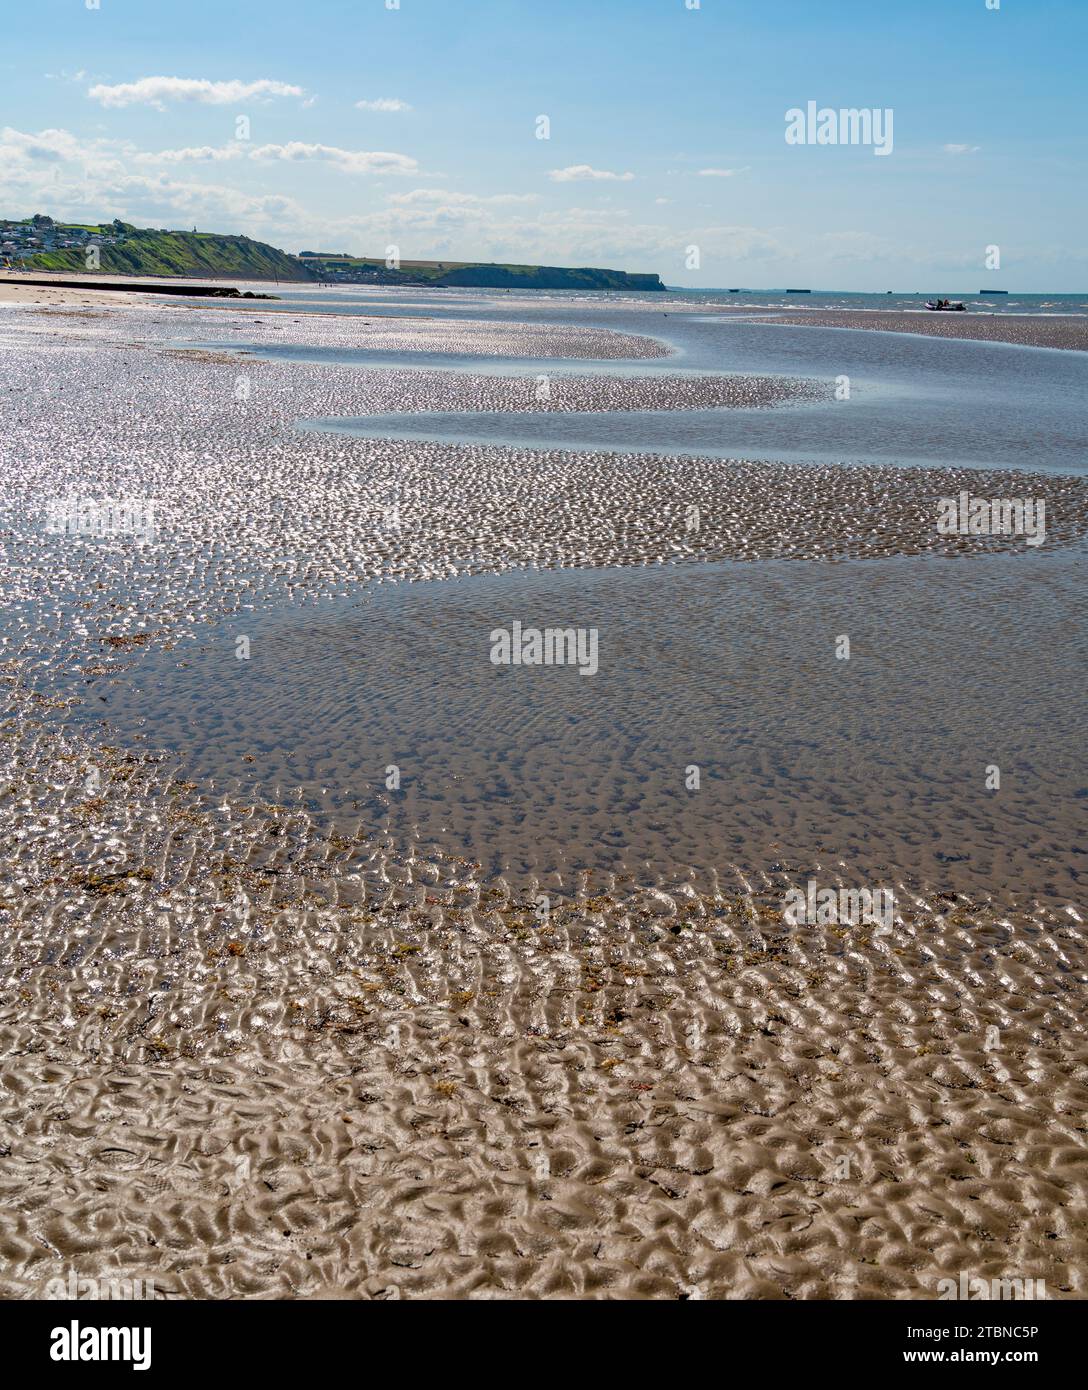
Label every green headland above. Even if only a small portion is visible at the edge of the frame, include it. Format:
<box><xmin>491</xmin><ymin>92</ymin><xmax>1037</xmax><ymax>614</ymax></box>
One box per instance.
<box><xmin>1</xmin><ymin>214</ymin><xmax>665</xmax><ymax>292</ymax></box>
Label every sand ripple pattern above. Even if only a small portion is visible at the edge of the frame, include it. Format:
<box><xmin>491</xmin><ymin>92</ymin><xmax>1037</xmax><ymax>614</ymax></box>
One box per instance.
<box><xmin>0</xmin><ymin>713</ymin><xmax>1085</xmax><ymax>1300</ymax></box>
<box><xmin>4</xmin><ymin>303</ymin><xmax>671</xmax><ymax>360</ymax></box>
<box><xmin>0</xmin><ymin>300</ymin><xmax>1085</xmax><ymax>1301</ymax></box>
<box><xmin>293</xmin><ymin>368</ymin><xmax>829</xmax><ymax>413</ymax></box>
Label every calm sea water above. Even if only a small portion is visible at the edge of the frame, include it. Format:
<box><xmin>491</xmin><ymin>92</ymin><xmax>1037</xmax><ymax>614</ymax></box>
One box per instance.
<box><xmin>242</xmin><ymin>283</ymin><xmax>1088</xmax><ymax>318</ymax></box>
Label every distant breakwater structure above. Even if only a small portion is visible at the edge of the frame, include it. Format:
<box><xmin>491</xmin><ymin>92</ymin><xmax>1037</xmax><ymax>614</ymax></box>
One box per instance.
<box><xmin>4</xmin><ymin>276</ymin><xmax>275</xmax><ymax>300</ymax></box>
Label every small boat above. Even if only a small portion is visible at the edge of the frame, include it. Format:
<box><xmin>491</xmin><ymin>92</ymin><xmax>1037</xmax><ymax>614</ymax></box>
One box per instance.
<box><xmin>925</xmin><ymin>299</ymin><xmax>966</xmax><ymax>311</ymax></box>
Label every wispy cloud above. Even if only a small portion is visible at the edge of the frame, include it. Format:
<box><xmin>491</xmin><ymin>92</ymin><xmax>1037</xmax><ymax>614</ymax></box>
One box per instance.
<box><xmin>87</xmin><ymin>77</ymin><xmax>306</xmax><ymax>109</ymax></box>
<box><xmin>698</xmin><ymin>166</ymin><xmax>749</xmax><ymax>178</ymax></box>
<box><xmin>355</xmin><ymin>98</ymin><xmax>412</xmax><ymax>113</ymax></box>
<box><xmin>131</xmin><ymin>141</ymin><xmax>417</xmax><ymax>175</ymax></box>
<box><xmin>251</xmin><ymin>142</ymin><xmax>418</xmax><ymax>175</ymax></box>
<box><xmin>548</xmin><ymin>165</ymin><xmax>634</xmax><ymax>183</ymax></box>
<box><xmin>387</xmin><ymin>189</ymin><xmax>539</xmax><ymax>207</ymax></box>
<box><xmin>943</xmin><ymin>143</ymin><xmax>980</xmax><ymax>155</ymax></box>
<box><xmin>138</xmin><ymin>144</ymin><xmax>248</xmax><ymax>164</ymax></box>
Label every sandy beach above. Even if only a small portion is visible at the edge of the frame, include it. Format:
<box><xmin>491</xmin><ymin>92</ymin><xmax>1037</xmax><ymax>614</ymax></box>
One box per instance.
<box><xmin>1</xmin><ymin>288</ymin><xmax>1085</xmax><ymax>1304</ymax></box>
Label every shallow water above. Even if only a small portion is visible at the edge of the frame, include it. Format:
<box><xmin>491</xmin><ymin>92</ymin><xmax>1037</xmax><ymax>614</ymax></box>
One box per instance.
<box><xmin>237</xmin><ymin>311</ymin><xmax>1088</xmax><ymax>475</ymax></box>
<box><xmin>244</xmin><ymin>282</ymin><xmax>1088</xmax><ymax>317</ymax></box>
<box><xmin>69</xmin><ymin>549</ymin><xmax>1087</xmax><ymax>907</ymax></box>
<box><xmin>8</xmin><ymin>291</ymin><xmax>1081</xmax><ymax>907</ymax></box>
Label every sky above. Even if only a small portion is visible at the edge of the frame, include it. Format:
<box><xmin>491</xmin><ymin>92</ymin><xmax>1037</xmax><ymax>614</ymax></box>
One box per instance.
<box><xmin>2</xmin><ymin>0</ymin><xmax>1085</xmax><ymax>290</ymax></box>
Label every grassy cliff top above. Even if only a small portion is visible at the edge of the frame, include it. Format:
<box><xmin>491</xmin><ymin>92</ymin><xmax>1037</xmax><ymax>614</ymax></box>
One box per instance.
<box><xmin>10</xmin><ymin>216</ymin><xmax>662</xmax><ymax>290</ymax></box>
<box><xmin>23</xmin><ymin>225</ymin><xmax>311</xmax><ymax>281</ymax></box>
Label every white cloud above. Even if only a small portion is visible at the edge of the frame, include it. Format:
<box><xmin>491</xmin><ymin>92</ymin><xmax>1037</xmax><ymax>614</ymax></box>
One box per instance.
<box><xmin>87</xmin><ymin>77</ymin><xmax>306</xmax><ymax>110</ymax></box>
<box><xmin>113</xmin><ymin>173</ymin><xmax>306</xmax><ymax>225</ymax></box>
<box><xmin>0</xmin><ymin>128</ymin><xmax>799</xmax><ymax>271</ymax></box>
<box><xmin>139</xmin><ymin>144</ymin><xmax>248</xmax><ymax>164</ymax></box>
<box><xmin>0</xmin><ymin>125</ymin><xmax>316</xmax><ymax>240</ymax></box>
<box><xmin>4</xmin><ymin>124</ymin><xmax>1047</xmax><ymax>284</ymax></box>
<box><xmin>548</xmin><ymin>165</ymin><xmax>634</xmax><ymax>183</ymax></box>
<box><xmin>131</xmin><ymin>141</ymin><xmax>417</xmax><ymax>175</ymax></box>
<box><xmin>334</xmin><ymin>197</ymin><xmax>796</xmax><ymax>272</ymax></box>
<box><xmin>387</xmin><ymin>189</ymin><xmax>538</xmax><ymax>207</ymax></box>
<box><xmin>943</xmin><ymin>144</ymin><xmax>980</xmax><ymax>155</ymax></box>
<box><xmin>698</xmin><ymin>167</ymin><xmax>749</xmax><ymax>178</ymax></box>
<box><xmin>355</xmin><ymin>98</ymin><xmax>412</xmax><ymax>112</ymax></box>
<box><xmin>251</xmin><ymin>143</ymin><xmax>418</xmax><ymax>175</ymax></box>
<box><xmin>0</xmin><ymin>126</ymin><xmax>85</xmax><ymax>164</ymax></box>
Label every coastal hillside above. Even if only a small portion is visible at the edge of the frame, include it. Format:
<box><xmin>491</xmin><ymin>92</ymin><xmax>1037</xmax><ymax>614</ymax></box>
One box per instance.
<box><xmin>3</xmin><ymin>214</ymin><xmax>664</xmax><ymax>290</ymax></box>
<box><xmin>10</xmin><ymin>218</ymin><xmax>313</xmax><ymax>281</ymax></box>
<box><xmin>298</xmin><ymin>252</ymin><xmax>666</xmax><ymax>291</ymax></box>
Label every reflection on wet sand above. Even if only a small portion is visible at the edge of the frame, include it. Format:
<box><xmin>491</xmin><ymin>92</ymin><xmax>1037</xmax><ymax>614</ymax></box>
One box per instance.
<box><xmin>1</xmin><ymin>293</ymin><xmax>1085</xmax><ymax>1301</ymax></box>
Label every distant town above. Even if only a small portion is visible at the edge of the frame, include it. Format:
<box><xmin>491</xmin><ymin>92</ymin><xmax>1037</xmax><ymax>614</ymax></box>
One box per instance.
<box><xmin>0</xmin><ymin>214</ymin><xmax>130</xmax><ymax>266</ymax></box>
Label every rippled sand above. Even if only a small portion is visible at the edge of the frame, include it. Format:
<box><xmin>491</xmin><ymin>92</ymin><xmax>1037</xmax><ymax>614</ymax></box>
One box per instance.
<box><xmin>1</xmin><ymin>299</ymin><xmax>1085</xmax><ymax>1301</ymax></box>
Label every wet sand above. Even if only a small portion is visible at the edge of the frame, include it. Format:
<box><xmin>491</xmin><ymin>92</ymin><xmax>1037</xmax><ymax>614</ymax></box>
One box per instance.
<box><xmin>747</xmin><ymin>308</ymin><xmax>1088</xmax><ymax>352</ymax></box>
<box><xmin>2</xmin><ymin>699</ymin><xmax>1085</xmax><ymax>1300</ymax></box>
<box><xmin>1</xmin><ymin>296</ymin><xmax>1085</xmax><ymax>1301</ymax></box>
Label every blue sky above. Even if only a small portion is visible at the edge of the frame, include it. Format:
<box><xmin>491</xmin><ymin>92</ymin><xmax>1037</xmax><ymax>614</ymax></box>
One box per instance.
<box><xmin>2</xmin><ymin>0</ymin><xmax>1085</xmax><ymax>289</ymax></box>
